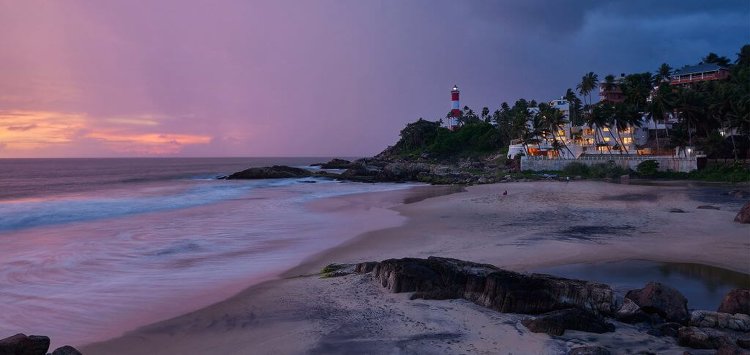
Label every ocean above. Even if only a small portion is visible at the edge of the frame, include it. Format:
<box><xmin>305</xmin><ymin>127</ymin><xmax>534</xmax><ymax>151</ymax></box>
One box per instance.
<box><xmin>0</xmin><ymin>158</ymin><xmax>414</xmax><ymax>348</ymax></box>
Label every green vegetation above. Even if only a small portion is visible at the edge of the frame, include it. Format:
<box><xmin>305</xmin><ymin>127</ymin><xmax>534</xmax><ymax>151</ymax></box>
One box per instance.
<box><xmin>389</xmin><ymin>119</ymin><xmax>501</xmax><ymax>159</ymax></box>
<box><xmin>562</xmin><ymin>162</ymin><xmax>590</xmax><ymax>176</ymax></box>
<box><xmin>636</xmin><ymin>160</ymin><xmax>659</xmax><ymax>177</ymax></box>
<box><xmin>645</xmin><ymin>163</ymin><xmax>750</xmax><ymax>183</ymax></box>
<box><xmin>320</xmin><ymin>263</ymin><xmax>347</xmax><ymax>278</ymax></box>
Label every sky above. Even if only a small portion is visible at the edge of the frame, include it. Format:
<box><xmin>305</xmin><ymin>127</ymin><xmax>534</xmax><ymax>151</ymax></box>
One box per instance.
<box><xmin>0</xmin><ymin>1</ymin><xmax>748</xmax><ymax>158</ymax></box>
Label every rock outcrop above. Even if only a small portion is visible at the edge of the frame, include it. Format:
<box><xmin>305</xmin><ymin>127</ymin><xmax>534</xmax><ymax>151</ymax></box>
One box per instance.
<box><xmin>625</xmin><ymin>282</ymin><xmax>689</xmax><ymax>324</ymax></box>
<box><xmin>690</xmin><ymin>310</ymin><xmax>750</xmax><ymax>331</ymax></box>
<box><xmin>718</xmin><ymin>289</ymin><xmax>750</xmax><ymax>315</ymax></box>
<box><xmin>677</xmin><ymin>326</ymin><xmax>732</xmax><ymax>349</ymax></box>
<box><xmin>359</xmin><ymin>257</ymin><xmax>615</xmax><ymax>316</ymax></box>
<box><xmin>225</xmin><ymin>165</ymin><xmax>312</xmax><ymax>180</ymax></box>
<box><xmin>319</xmin><ymin>159</ymin><xmax>353</xmax><ymax>169</ymax></box>
<box><xmin>735</xmin><ymin>202</ymin><xmax>750</xmax><ymax>224</ymax></box>
<box><xmin>614</xmin><ymin>297</ymin><xmax>651</xmax><ymax>323</ymax></box>
<box><xmin>0</xmin><ymin>333</ymin><xmax>50</xmax><ymax>355</ymax></box>
<box><xmin>521</xmin><ymin>308</ymin><xmax>615</xmax><ymax>336</ymax></box>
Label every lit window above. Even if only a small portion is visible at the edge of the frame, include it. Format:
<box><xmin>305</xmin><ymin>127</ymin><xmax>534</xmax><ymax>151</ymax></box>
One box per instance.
<box><xmin>604</xmin><ymin>137</ymin><xmax>611</xmax><ymax>142</ymax></box>
<box><xmin>623</xmin><ymin>137</ymin><xmax>632</xmax><ymax>144</ymax></box>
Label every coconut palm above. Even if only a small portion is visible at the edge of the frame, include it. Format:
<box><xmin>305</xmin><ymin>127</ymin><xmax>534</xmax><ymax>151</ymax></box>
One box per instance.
<box><xmin>655</xmin><ymin>63</ymin><xmax>673</xmax><ymax>83</ymax></box>
<box><xmin>647</xmin><ymin>83</ymin><xmax>677</xmax><ymax>153</ymax></box>
<box><xmin>576</xmin><ymin>72</ymin><xmax>599</xmax><ymax>107</ymax></box>
<box><xmin>538</xmin><ymin>103</ymin><xmax>573</xmax><ymax>157</ymax></box>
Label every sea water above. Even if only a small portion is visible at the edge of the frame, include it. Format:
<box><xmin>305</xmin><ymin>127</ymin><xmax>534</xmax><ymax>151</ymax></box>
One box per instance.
<box><xmin>0</xmin><ymin>158</ymin><xmax>413</xmax><ymax>348</ymax></box>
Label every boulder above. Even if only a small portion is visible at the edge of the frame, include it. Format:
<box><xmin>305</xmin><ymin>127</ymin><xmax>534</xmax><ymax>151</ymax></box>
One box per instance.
<box><xmin>51</xmin><ymin>345</ymin><xmax>83</xmax><ymax>355</ymax></box>
<box><xmin>521</xmin><ymin>308</ymin><xmax>615</xmax><ymax>336</ymax></box>
<box><xmin>737</xmin><ymin>338</ymin><xmax>750</xmax><ymax>349</ymax></box>
<box><xmin>568</xmin><ymin>346</ymin><xmax>612</xmax><ymax>355</ymax></box>
<box><xmin>0</xmin><ymin>333</ymin><xmax>50</xmax><ymax>355</ymax></box>
<box><xmin>320</xmin><ymin>159</ymin><xmax>353</xmax><ymax>169</ymax></box>
<box><xmin>690</xmin><ymin>310</ymin><xmax>750</xmax><ymax>331</ymax></box>
<box><xmin>360</xmin><ymin>257</ymin><xmax>615</xmax><ymax>315</ymax></box>
<box><xmin>735</xmin><ymin>202</ymin><xmax>750</xmax><ymax>224</ymax></box>
<box><xmin>615</xmin><ymin>298</ymin><xmax>650</xmax><ymax>323</ymax></box>
<box><xmin>677</xmin><ymin>326</ymin><xmax>731</xmax><ymax>349</ymax></box>
<box><xmin>225</xmin><ymin>165</ymin><xmax>312</xmax><ymax>179</ymax></box>
<box><xmin>718</xmin><ymin>289</ymin><xmax>750</xmax><ymax>315</ymax></box>
<box><xmin>625</xmin><ymin>282</ymin><xmax>689</xmax><ymax>324</ymax></box>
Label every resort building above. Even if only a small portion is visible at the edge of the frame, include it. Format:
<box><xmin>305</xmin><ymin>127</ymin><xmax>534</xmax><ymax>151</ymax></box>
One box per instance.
<box><xmin>670</xmin><ymin>63</ymin><xmax>729</xmax><ymax>86</ymax></box>
<box><xmin>507</xmin><ymin>99</ymin><xmax>643</xmax><ymax>159</ymax></box>
<box><xmin>599</xmin><ymin>76</ymin><xmax>626</xmax><ymax>103</ymax></box>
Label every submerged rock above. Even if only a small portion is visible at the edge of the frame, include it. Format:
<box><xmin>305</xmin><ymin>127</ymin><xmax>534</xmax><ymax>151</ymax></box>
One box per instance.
<box><xmin>0</xmin><ymin>333</ymin><xmax>50</xmax><ymax>355</ymax></box>
<box><xmin>625</xmin><ymin>282</ymin><xmax>689</xmax><ymax>324</ymax></box>
<box><xmin>359</xmin><ymin>257</ymin><xmax>615</xmax><ymax>315</ymax></box>
<box><xmin>225</xmin><ymin>165</ymin><xmax>312</xmax><ymax>180</ymax></box>
<box><xmin>735</xmin><ymin>202</ymin><xmax>750</xmax><ymax>224</ymax></box>
<box><xmin>719</xmin><ymin>289</ymin><xmax>750</xmax><ymax>316</ymax></box>
<box><xmin>521</xmin><ymin>308</ymin><xmax>615</xmax><ymax>336</ymax></box>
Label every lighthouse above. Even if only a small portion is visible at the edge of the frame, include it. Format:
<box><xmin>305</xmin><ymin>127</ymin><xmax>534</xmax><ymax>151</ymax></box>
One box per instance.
<box><xmin>450</xmin><ymin>85</ymin><xmax>461</xmax><ymax>130</ymax></box>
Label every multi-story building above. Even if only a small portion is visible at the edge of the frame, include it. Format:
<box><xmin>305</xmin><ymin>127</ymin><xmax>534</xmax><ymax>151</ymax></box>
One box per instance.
<box><xmin>507</xmin><ymin>99</ymin><xmax>642</xmax><ymax>159</ymax></box>
<box><xmin>670</xmin><ymin>63</ymin><xmax>729</xmax><ymax>86</ymax></box>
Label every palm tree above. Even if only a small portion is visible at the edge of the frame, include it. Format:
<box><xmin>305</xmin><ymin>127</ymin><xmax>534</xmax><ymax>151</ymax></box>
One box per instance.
<box><xmin>481</xmin><ymin>107</ymin><xmax>490</xmax><ymax>123</ymax></box>
<box><xmin>539</xmin><ymin>103</ymin><xmax>573</xmax><ymax>157</ymax></box>
<box><xmin>586</xmin><ymin>105</ymin><xmax>613</xmax><ymax>155</ymax></box>
<box><xmin>564</xmin><ymin>88</ymin><xmax>584</xmax><ymax>126</ymax></box>
<box><xmin>577</xmin><ymin>72</ymin><xmax>599</xmax><ymax>107</ymax></box>
<box><xmin>703</xmin><ymin>53</ymin><xmax>731</xmax><ymax>67</ymax></box>
<box><xmin>655</xmin><ymin>63</ymin><xmax>673</xmax><ymax>83</ymax></box>
<box><xmin>647</xmin><ymin>83</ymin><xmax>677</xmax><ymax>153</ymax></box>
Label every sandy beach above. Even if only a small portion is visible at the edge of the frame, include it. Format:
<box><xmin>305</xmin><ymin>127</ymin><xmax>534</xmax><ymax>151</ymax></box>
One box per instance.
<box><xmin>82</xmin><ymin>180</ymin><xmax>749</xmax><ymax>354</ymax></box>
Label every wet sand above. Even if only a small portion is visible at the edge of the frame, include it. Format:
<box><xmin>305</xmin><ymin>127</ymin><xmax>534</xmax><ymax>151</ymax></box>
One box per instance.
<box><xmin>83</xmin><ymin>181</ymin><xmax>750</xmax><ymax>354</ymax></box>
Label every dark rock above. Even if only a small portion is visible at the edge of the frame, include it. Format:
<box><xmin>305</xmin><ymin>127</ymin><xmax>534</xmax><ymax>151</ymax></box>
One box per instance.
<box><xmin>696</xmin><ymin>205</ymin><xmax>720</xmax><ymax>210</ymax></box>
<box><xmin>521</xmin><ymin>308</ymin><xmax>615</xmax><ymax>336</ymax></box>
<box><xmin>677</xmin><ymin>326</ymin><xmax>731</xmax><ymax>349</ymax></box>
<box><xmin>0</xmin><ymin>333</ymin><xmax>50</xmax><ymax>355</ymax></box>
<box><xmin>615</xmin><ymin>298</ymin><xmax>651</xmax><ymax>323</ymax></box>
<box><xmin>690</xmin><ymin>310</ymin><xmax>750</xmax><ymax>331</ymax></box>
<box><xmin>354</xmin><ymin>262</ymin><xmax>378</xmax><ymax>274</ymax></box>
<box><xmin>669</xmin><ymin>208</ymin><xmax>687</xmax><ymax>213</ymax></box>
<box><xmin>719</xmin><ymin>289</ymin><xmax>750</xmax><ymax>315</ymax></box>
<box><xmin>736</xmin><ymin>202</ymin><xmax>750</xmax><ymax>224</ymax></box>
<box><xmin>320</xmin><ymin>159</ymin><xmax>353</xmax><ymax>169</ymax></box>
<box><xmin>51</xmin><ymin>345</ymin><xmax>83</xmax><ymax>355</ymax></box>
<box><xmin>225</xmin><ymin>165</ymin><xmax>312</xmax><ymax>180</ymax></box>
<box><xmin>716</xmin><ymin>343</ymin><xmax>749</xmax><ymax>355</ymax></box>
<box><xmin>647</xmin><ymin>322</ymin><xmax>682</xmax><ymax>337</ymax></box>
<box><xmin>367</xmin><ymin>257</ymin><xmax>615</xmax><ymax>315</ymax></box>
<box><xmin>625</xmin><ymin>282</ymin><xmax>689</xmax><ymax>324</ymax></box>
<box><xmin>568</xmin><ymin>345</ymin><xmax>612</xmax><ymax>355</ymax></box>
<box><xmin>737</xmin><ymin>338</ymin><xmax>750</xmax><ymax>349</ymax></box>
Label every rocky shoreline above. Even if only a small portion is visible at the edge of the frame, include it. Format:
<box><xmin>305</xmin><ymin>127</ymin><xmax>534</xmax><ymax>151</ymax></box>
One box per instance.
<box><xmin>0</xmin><ymin>334</ymin><xmax>82</xmax><ymax>355</ymax></box>
<box><xmin>326</xmin><ymin>257</ymin><xmax>750</xmax><ymax>354</ymax></box>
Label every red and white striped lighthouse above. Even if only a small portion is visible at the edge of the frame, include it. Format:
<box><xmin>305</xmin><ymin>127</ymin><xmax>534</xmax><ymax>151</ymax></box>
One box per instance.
<box><xmin>450</xmin><ymin>85</ymin><xmax>461</xmax><ymax>129</ymax></box>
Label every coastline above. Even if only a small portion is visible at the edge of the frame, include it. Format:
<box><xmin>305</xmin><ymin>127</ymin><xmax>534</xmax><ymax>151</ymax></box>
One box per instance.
<box><xmin>82</xmin><ymin>180</ymin><xmax>749</xmax><ymax>354</ymax></box>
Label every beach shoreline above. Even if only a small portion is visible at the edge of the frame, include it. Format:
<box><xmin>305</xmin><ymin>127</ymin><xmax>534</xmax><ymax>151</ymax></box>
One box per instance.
<box><xmin>82</xmin><ymin>180</ymin><xmax>749</xmax><ymax>354</ymax></box>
